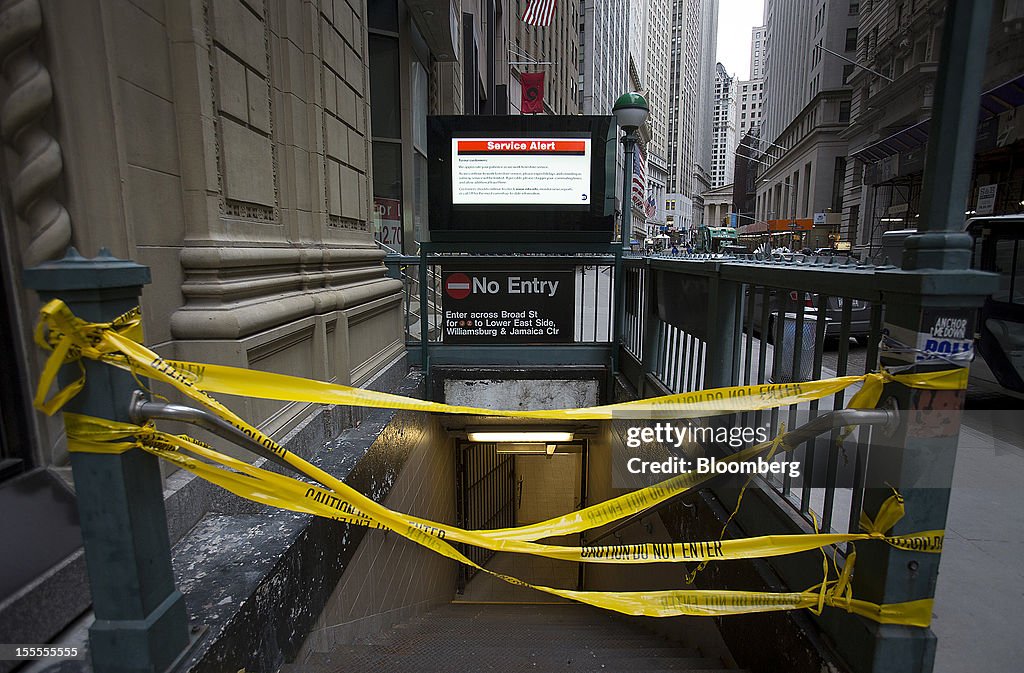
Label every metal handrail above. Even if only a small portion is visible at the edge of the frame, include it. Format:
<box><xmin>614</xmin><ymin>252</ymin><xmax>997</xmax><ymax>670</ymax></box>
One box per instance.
<box><xmin>587</xmin><ymin>408</ymin><xmax>897</xmax><ymax>545</ymax></box>
<box><xmin>127</xmin><ymin>391</ymin><xmax>311</xmax><ymax>478</ymax></box>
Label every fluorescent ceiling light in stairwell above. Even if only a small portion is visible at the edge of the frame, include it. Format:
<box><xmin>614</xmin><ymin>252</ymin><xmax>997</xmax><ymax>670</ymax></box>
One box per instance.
<box><xmin>467</xmin><ymin>430</ymin><xmax>574</xmax><ymax>443</ymax></box>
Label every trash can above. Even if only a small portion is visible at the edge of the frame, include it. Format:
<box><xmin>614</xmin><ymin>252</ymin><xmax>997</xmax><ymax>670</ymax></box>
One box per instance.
<box><xmin>772</xmin><ymin>312</ymin><xmax>820</xmax><ymax>383</ymax></box>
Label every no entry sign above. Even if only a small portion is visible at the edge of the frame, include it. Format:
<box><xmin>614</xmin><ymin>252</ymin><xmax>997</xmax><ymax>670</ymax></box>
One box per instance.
<box><xmin>441</xmin><ymin>269</ymin><xmax>575</xmax><ymax>343</ymax></box>
<box><xmin>445</xmin><ymin>273</ymin><xmax>472</xmax><ymax>300</ymax></box>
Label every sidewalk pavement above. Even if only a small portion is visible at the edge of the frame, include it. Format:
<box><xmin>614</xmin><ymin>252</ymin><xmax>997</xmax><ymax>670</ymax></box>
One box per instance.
<box><xmin>931</xmin><ymin>416</ymin><xmax>1024</xmax><ymax>672</ymax></box>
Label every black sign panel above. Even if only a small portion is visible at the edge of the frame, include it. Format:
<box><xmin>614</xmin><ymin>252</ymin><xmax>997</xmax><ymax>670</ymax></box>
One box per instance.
<box><xmin>441</xmin><ymin>269</ymin><xmax>575</xmax><ymax>343</ymax></box>
<box><xmin>427</xmin><ymin>115</ymin><xmax>616</xmax><ymax>244</ymax></box>
<box><xmin>656</xmin><ymin>271</ymin><xmax>708</xmax><ymax>341</ymax></box>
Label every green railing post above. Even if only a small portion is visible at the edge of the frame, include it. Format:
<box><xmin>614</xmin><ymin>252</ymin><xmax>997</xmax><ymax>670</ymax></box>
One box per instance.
<box><xmin>703</xmin><ymin>267</ymin><xmax>740</xmax><ymax>389</ymax></box>
<box><xmin>383</xmin><ymin>252</ymin><xmax>403</xmax><ymax>280</ymax></box>
<box><xmin>23</xmin><ymin>248</ymin><xmax>190</xmax><ymax>673</ymax></box>
<box><xmin>639</xmin><ymin>260</ymin><xmax>660</xmax><ymax>397</ymax></box>
<box><xmin>419</xmin><ymin>246</ymin><xmax>430</xmax><ymax>375</ymax></box>
<box><xmin>844</xmin><ymin>2</ymin><xmax>998</xmax><ymax>673</ymax></box>
<box><xmin>612</xmin><ymin>127</ymin><xmax>638</xmax><ymax>386</ymax></box>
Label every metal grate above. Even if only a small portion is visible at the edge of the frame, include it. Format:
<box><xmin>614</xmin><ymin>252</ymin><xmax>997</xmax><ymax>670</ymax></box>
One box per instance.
<box><xmin>455</xmin><ymin>442</ymin><xmax>514</xmax><ymax>591</ymax></box>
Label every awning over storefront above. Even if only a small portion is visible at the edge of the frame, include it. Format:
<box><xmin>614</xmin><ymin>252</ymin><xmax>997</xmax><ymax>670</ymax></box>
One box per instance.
<box><xmin>851</xmin><ymin>72</ymin><xmax>1024</xmax><ymax>163</ymax></box>
<box><xmin>768</xmin><ymin>218</ymin><xmax>813</xmax><ymax>232</ymax></box>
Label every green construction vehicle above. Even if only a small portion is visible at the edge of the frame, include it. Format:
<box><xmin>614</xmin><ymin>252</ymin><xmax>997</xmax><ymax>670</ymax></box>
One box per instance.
<box><xmin>694</xmin><ymin>225</ymin><xmax>739</xmax><ymax>253</ymax></box>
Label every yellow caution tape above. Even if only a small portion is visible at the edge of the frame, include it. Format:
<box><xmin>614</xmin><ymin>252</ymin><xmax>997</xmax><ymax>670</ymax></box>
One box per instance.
<box><xmin>33</xmin><ymin>300</ymin><xmax>968</xmax><ymax>421</ymax></box>
<box><xmin>64</xmin><ymin>414</ymin><xmax>942</xmax><ymax>564</ymax></box>
<box><xmin>34</xmin><ymin>300</ymin><xmax>952</xmax><ymax>625</ymax></box>
<box><xmin>63</xmin><ymin>414</ymin><xmax>934</xmax><ymax>625</ymax></box>
<box><xmin>30</xmin><ymin>299</ymin><xmax>962</xmax><ymax>545</ymax></box>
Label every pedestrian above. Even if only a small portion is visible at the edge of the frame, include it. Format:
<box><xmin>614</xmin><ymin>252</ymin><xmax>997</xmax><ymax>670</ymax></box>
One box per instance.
<box><xmin>671</xmin><ymin>245</ymin><xmax>679</xmax><ymax>255</ymax></box>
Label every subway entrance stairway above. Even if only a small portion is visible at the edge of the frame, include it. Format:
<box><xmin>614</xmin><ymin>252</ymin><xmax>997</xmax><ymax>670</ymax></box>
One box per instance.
<box><xmin>280</xmin><ymin>603</ymin><xmax>743</xmax><ymax>673</ymax></box>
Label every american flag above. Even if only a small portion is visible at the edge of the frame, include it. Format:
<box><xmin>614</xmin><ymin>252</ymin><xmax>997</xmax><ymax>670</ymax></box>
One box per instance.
<box><xmin>645</xmin><ymin>191</ymin><xmax>657</xmax><ymax>219</ymax></box>
<box><xmin>631</xmin><ymin>146</ymin><xmax>646</xmax><ymax>213</ymax></box>
<box><xmin>521</xmin><ymin>0</ymin><xmax>556</xmax><ymax>27</ymax></box>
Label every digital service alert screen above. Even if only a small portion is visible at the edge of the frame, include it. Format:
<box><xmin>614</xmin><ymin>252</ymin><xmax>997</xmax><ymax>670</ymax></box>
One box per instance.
<box><xmin>451</xmin><ymin>137</ymin><xmax>592</xmax><ymax>206</ymax></box>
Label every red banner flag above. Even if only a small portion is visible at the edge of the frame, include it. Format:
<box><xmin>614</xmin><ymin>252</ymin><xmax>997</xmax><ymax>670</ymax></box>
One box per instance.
<box><xmin>521</xmin><ymin>72</ymin><xmax>545</xmax><ymax>114</ymax></box>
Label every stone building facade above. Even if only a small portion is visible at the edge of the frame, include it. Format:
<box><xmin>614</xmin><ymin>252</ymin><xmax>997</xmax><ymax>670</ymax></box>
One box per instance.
<box><xmin>841</xmin><ymin>0</ymin><xmax>1024</xmax><ymax>253</ymax></box>
<box><xmin>0</xmin><ymin>0</ymin><xmax>406</xmax><ymax>471</ymax></box>
<box><xmin>753</xmin><ymin>0</ymin><xmax>857</xmax><ymax>249</ymax></box>
<box><xmin>665</xmin><ymin>0</ymin><xmax>718</xmax><ymax>234</ymax></box>
<box><xmin>710</xmin><ymin>62</ymin><xmax>737</xmax><ymax>188</ymax></box>
<box><xmin>0</xmin><ymin>0</ymin><xmax>480</xmax><ymax>656</ymax></box>
<box><xmin>0</xmin><ymin>0</ymin><xmax>613</xmax><ymax>662</ymax></box>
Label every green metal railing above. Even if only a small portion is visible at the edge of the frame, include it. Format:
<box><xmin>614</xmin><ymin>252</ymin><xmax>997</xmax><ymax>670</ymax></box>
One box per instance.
<box><xmin>383</xmin><ymin>251</ymin><xmax>619</xmax><ymax>373</ymax></box>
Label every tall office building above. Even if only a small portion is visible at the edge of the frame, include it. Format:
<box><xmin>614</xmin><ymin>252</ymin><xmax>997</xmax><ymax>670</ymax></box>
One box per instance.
<box><xmin>752</xmin><ymin>0</ymin><xmax>857</xmax><ymax>248</ymax></box>
<box><xmin>710</xmin><ymin>62</ymin><xmax>737</xmax><ymax>188</ymax></box>
<box><xmin>665</xmin><ymin>0</ymin><xmax>719</xmax><ymax>234</ymax></box>
<box><xmin>638</xmin><ymin>0</ymin><xmax>673</xmax><ymax>239</ymax></box>
<box><xmin>750</xmin><ymin>24</ymin><xmax>766</xmax><ymax>79</ymax></box>
<box><xmin>735</xmin><ymin>79</ymin><xmax>764</xmax><ymax>138</ymax></box>
<box><xmin>736</xmin><ymin>25</ymin><xmax>766</xmax><ymax>140</ymax></box>
<box><xmin>579</xmin><ymin>0</ymin><xmax>629</xmax><ymax>117</ymax></box>
<box><xmin>731</xmin><ymin>23</ymin><xmax>766</xmax><ymax>229</ymax></box>
<box><xmin>505</xmin><ymin>0</ymin><xmax>580</xmax><ymax>114</ymax></box>
<box><xmin>580</xmin><ymin>0</ymin><xmax>673</xmax><ymax>242</ymax></box>
<box><xmin>579</xmin><ymin>0</ymin><xmax>630</xmax><ymax>239</ymax></box>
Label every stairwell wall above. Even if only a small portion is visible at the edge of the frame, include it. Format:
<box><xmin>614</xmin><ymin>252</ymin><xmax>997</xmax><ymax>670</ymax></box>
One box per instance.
<box><xmin>296</xmin><ymin>411</ymin><xmax>458</xmax><ymax>658</ymax></box>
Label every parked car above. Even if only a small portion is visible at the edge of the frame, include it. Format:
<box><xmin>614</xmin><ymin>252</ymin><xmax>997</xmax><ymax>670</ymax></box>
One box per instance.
<box><xmin>743</xmin><ymin>288</ymin><xmax>873</xmax><ymax>343</ymax></box>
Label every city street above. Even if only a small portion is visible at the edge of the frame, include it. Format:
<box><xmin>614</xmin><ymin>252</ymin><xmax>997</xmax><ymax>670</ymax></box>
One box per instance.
<box><xmin>1</xmin><ymin>1</ymin><xmax>1020</xmax><ymax>672</ymax></box>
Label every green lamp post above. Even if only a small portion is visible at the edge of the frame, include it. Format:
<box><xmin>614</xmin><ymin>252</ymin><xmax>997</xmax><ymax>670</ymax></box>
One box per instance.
<box><xmin>610</xmin><ymin>93</ymin><xmax>650</xmax><ymax>383</ymax></box>
<box><xmin>612</xmin><ymin>92</ymin><xmax>650</xmax><ymax>252</ymax></box>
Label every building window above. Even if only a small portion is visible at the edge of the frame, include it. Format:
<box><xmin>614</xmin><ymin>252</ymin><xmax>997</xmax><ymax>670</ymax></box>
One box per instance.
<box><xmin>839</xmin><ymin>100</ymin><xmax>851</xmax><ymax>123</ymax></box>
<box><xmin>845</xmin><ymin>27</ymin><xmax>858</xmax><ymax>52</ymax></box>
<box><xmin>849</xmin><ymin>1</ymin><xmax>860</xmax><ymax>14</ymax></box>
<box><xmin>832</xmin><ymin>157</ymin><xmax>847</xmax><ymax>212</ymax></box>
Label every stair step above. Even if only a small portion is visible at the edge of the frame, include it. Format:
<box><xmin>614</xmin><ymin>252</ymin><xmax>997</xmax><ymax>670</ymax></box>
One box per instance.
<box><xmin>362</xmin><ymin>631</ymin><xmax>690</xmax><ymax>649</ymax></box>
<box><xmin>332</xmin><ymin>644</ymin><xmax>703</xmax><ymax>658</ymax></box>
<box><xmin>287</xmin><ymin>653</ymin><xmax>728</xmax><ymax>673</ymax></box>
<box><xmin>280</xmin><ymin>663</ymin><xmax>737</xmax><ymax>667</ymax></box>
<box><xmin>377</xmin><ymin>624</ymin><xmax>682</xmax><ymax>639</ymax></box>
<box><xmin>285</xmin><ymin>602</ymin><xmax>740</xmax><ymax>673</ymax></box>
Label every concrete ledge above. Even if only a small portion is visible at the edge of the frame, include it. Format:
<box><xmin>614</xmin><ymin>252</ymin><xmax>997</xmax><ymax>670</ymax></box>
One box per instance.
<box><xmin>162</xmin><ymin>350</ymin><xmax>410</xmax><ymax>545</ymax></box>
<box><xmin>31</xmin><ymin>355</ymin><xmax>419</xmax><ymax>672</ymax></box>
<box><xmin>168</xmin><ymin>366</ymin><xmax>425</xmax><ymax>672</ymax></box>
<box><xmin>0</xmin><ymin>550</ymin><xmax>91</xmax><ymax>673</ymax></box>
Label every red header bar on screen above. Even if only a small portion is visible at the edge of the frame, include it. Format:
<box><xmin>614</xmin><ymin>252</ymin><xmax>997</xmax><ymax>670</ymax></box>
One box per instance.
<box><xmin>456</xmin><ymin>140</ymin><xmax>587</xmax><ymax>154</ymax></box>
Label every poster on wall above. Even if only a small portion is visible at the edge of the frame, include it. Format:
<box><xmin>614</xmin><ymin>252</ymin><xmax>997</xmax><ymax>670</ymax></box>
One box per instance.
<box><xmin>976</xmin><ymin>184</ymin><xmax>998</xmax><ymax>215</ymax></box>
<box><xmin>373</xmin><ymin>197</ymin><xmax>402</xmax><ymax>248</ymax></box>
